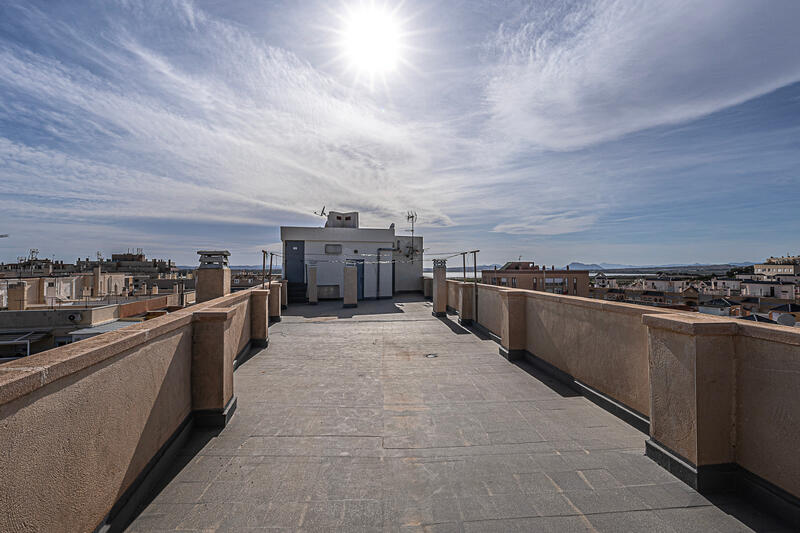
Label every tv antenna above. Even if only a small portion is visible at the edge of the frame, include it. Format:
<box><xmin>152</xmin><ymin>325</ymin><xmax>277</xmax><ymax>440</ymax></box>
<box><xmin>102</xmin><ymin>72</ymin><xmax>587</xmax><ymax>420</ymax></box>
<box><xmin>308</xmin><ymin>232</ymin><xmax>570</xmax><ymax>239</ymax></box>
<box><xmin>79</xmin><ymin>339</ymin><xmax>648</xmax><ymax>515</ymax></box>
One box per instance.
<box><xmin>406</xmin><ymin>211</ymin><xmax>418</xmax><ymax>263</ymax></box>
<box><xmin>314</xmin><ymin>206</ymin><xmax>327</xmax><ymax>217</ymax></box>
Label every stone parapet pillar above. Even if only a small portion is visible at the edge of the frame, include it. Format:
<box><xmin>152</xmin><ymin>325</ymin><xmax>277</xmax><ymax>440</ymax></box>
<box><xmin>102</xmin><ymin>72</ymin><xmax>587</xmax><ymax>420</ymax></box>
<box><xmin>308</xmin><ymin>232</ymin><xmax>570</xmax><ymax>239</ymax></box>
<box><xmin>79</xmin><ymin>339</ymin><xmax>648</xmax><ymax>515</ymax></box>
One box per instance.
<box><xmin>191</xmin><ymin>308</ymin><xmax>237</xmax><ymax>427</ymax></box>
<box><xmin>268</xmin><ymin>281</ymin><xmax>282</xmax><ymax>322</ymax></box>
<box><xmin>458</xmin><ymin>283</ymin><xmax>474</xmax><ymax>325</ymax></box>
<box><xmin>250</xmin><ymin>289</ymin><xmax>270</xmax><ymax>349</ymax></box>
<box><xmin>643</xmin><ymin>313</ymin><xmax>738</xmax><ymax>491</ymax></box>
<box><xmin>307</xmin><ymin>266</ymin><xmax>318</xmax><ymax>305</ymax></box>
<box><xmin>343</xmin><ymin>264</ymin><xmax>357</xmax><ymax>308</ymax></box>
<box><xmin>499</xmin><ymin>290</ymin><xmax>527</xmax><ymax>361</ymax></box>
<box><xmin>432</xmin><ymin>259</ymin><xmax>447</xmax><ymax>317</ymax></box>
<box><xmin>196</xmin><ymin>250</ymin><xmax>231</xmax><ymax>303</ymax></box>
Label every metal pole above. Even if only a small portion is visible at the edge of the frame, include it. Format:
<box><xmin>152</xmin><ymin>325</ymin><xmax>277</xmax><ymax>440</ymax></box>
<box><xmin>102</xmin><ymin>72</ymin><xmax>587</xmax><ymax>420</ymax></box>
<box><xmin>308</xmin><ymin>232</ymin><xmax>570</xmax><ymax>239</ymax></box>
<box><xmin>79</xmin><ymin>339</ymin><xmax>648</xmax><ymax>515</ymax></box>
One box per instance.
<box><xmin>462</xmin><ymin>253</ymin><xmax>467</xmax><ymax>282</ymax></box>
<box><xmin>268</xmin><ymin>252</ymin><xmax>274</xmax><ymax>280</ymax></box>
<box><xmin>470</xmin><ymin>250</ymin><xmax>480</xmax><ymax>324</ymax></box>
<box><xmin>262</xmin><ymin>250</ymin><xmax>266</xmax><ymax>288</ymax></box>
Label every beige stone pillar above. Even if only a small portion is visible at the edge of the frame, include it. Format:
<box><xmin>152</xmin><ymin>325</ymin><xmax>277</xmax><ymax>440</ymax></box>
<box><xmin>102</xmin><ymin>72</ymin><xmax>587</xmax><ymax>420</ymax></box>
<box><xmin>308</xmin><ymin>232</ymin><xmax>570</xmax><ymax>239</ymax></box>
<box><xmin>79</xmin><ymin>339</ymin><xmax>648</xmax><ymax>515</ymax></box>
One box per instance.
<box><xmin>250</xmin><ymin>289</ymin><xmax>269</xmax><ymax>349</ymax></box>
<box><xmin>268</xmin><ymin>281</ymin><xmax>282</xmax><ymax>321</ymax></box>
<box><xmin>150</xmin><ymin>284</ymin><xmax>159</xmax><ymax>295</ymax></box>
<box><xmin>458</xmin><ymin>283</ymin><xmax>474</xmax><ymax>325</ymax></box>
<box><xmin>281</xmin><ymin>279</ymin><xmax>288</xmax><ymax>309</ymax></box>
<box><xmin>432</xmin><ymin>259</ymin><xmax>447</xmax><ymax>317</ymax></box>
<box><xmin>7</xmin><ymin>282</ymin><xmax>27</xmax><ymax>311</ymax></box>
<box><xmin>643</xmin><ymin>313</ymin><xmax>738</xmax><ymax>491</ymax></box>
<box><xmin>307</xmin><ymin>266</ymin><xmax>318</xmax><ymax>305</ymax></box>
<box><xmin>499</xmin><ymin>290</ymin><xmax>527</xmax><ymax>361</ymax></box>
<box><xmin>343</xmin><ymin>265</ymin><xmax>357</xmax><ymax>308</ymax></box>
<box><xmin>191</xmin><ymin>308</ymin><xmax>237</xmax><ymax>427</ymax></box>
<box><xmin>196</xmin><ymin>250</ymin><xmax>231</xmax><ymax>303</ymax></box>
<box><xmin>423</xmin><ymin>277</ymin><xmax>432</xmax><ymax>299</ymax></box>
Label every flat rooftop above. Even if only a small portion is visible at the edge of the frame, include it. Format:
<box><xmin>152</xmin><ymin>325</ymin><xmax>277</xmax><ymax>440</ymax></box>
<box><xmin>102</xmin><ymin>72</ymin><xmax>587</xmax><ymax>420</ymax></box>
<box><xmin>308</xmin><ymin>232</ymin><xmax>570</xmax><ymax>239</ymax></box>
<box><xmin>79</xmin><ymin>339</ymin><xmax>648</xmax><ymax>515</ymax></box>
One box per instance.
<box><xmin>127</xmin><ymin>296</ymin><xmax>791</xmax><ymax>532</ymax></box>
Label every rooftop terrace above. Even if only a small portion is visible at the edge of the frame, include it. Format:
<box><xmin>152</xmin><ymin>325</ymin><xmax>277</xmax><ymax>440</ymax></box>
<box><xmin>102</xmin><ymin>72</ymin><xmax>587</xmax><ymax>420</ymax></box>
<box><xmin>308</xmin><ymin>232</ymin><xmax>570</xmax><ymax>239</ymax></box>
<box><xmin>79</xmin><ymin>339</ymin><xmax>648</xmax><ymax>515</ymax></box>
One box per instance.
<box><xmin>1</xmin><ymin>272</ymin><xmax>798</xmax><ymax>532</ymax></box>
<box><xmin>126</xmin><ymin>297</ymin><xmax>790</xmax><ymax>532</ymax></box>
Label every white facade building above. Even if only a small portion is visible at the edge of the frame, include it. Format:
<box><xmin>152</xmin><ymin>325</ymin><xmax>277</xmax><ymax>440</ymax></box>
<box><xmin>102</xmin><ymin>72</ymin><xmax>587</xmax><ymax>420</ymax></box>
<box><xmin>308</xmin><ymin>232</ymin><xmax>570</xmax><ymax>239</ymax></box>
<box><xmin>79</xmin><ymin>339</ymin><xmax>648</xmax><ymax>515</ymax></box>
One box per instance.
<box><xmin>280</xmin><ymin>212</ymin><xmax>423</xmax><ymax>301</ymax></box>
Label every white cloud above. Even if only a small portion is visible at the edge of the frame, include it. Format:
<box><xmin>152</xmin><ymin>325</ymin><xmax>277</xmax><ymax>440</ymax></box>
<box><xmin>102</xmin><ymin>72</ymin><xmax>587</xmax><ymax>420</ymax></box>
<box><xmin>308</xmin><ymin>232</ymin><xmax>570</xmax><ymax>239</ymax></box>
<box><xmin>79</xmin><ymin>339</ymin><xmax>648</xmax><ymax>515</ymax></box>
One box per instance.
<box><xmin>492</xmin><ymin>212</ymin><xmax>598</xmax><ymax>235</ymax></box>
<box><xmin>0</xmin><ymin>0</ymin><xmax>459</xmax><ymax>240</ymax></box>
<box><xmin>484</xmin><ymin>0</ymin><xmax>800</xmax><ymax>151</ymax></box>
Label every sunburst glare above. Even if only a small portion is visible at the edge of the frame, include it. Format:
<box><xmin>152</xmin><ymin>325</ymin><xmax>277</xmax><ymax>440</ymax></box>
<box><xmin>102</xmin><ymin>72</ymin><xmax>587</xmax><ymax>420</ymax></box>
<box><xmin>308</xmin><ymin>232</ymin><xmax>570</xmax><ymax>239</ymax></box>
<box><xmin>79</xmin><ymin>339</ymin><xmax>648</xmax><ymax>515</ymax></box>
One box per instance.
<box><xmin>330</xmin><ymin>1</ymin><xmax>412</xmax><ymax>90</ymax></box>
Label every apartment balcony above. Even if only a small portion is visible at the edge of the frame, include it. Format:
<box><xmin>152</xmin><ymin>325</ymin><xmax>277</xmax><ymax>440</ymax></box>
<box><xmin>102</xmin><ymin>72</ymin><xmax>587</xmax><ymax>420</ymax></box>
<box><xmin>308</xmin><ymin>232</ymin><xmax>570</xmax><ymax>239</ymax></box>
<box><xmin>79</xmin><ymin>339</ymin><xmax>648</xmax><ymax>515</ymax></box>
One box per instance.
<box><xmin>0</xmin><ymin>282</ymin><xmax>798</xmax><ymax>531</ymax></box>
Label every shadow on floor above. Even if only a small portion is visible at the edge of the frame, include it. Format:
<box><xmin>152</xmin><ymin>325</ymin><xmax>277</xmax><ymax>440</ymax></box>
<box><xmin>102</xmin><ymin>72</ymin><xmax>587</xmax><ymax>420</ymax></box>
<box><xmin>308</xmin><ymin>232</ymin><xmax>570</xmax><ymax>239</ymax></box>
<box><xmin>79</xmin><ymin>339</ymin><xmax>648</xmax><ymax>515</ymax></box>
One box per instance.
<box><xmin>704</xmin><ymin>492</ymin><xmax>796</xmax><ymax>532</ymax></box>
<box><xmin>436</xmin><ymin>315</ymin><xmax>472</xmax><ymax>335</ymax></box>
<box><xmin>283</xmin><ymin>294</ymin><xmax>427</xmax><ymax>318</ymax></box>
<box><xmin>512</xmin><ymin>356</ymin><xmax>581</xmax><ymax>398</ymax></box>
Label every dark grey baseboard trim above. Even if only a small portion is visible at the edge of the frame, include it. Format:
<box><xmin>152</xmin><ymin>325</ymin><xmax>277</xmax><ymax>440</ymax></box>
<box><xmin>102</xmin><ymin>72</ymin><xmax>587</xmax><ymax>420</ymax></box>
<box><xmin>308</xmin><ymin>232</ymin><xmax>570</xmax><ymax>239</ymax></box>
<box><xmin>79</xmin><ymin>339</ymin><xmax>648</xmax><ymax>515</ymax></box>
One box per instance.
<box><xmin>308</xmin><ymin>301</ymin><xmax>318</xmax><ymax>305</ymax></box>
<box><xmin>432</xmin><ymin>311</ymin><xmax>446</xmax><ymax>317</ymax></box>
<box><xmin>233</xmin><ymin>339</ymin><xmax>267</xmax><ymax>370</ymax></box>
<box><xmin>458</xmin><ymin>318</ymin><xmax>473</xmax><ymax>326</ymax></box>
<box><xmin>95</xmin><ymin>415</ymin><xmax>194</xmax><ymax>533</ymax></box>
<box><xmin>343</xmin><ymin>303</ymin><xmax>357</xmax><ymax>308</ymax></box>
<box><xmin>645</xmin><ymin>438</ymin><xmax>702</xmax><ymax>489</ymax></box>
<box><xmin>738</xmin><ymin>465</ymin><xmax>800</xmax><ymax>527</ymax></box>
<box><xmin>573</xmin><ymin>379</ymin><xmax>650</xmax><ymax>434</ymax></box>
<box><xmin>269</xmin><ymin>316</ymin><xmax>282</xmax><ymax>323</ymax></box>
<box><xmin>194</xmin><ymin>396</ymin><xmax>237</xmax><ymax>429</ymax></box>
<box><xmin>498</xmin><ymin>346</ymin><xmax>526</xmax><ymax>361</ymax></box>
<box><xmin>470</xmin><ymin>322</ymin><xmax>501</xmax><ymax>344</ymax></box>
<box><xmin>645</xmin><ymin>439</ymin><xmax>800</xmax><ymax>525</ymax></box>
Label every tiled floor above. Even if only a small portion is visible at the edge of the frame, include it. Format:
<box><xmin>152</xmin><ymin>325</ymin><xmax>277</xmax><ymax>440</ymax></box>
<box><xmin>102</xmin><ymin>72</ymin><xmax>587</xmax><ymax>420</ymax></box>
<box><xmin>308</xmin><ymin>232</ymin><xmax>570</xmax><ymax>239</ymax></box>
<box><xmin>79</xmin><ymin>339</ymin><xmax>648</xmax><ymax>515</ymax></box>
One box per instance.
<box><xmin>127</xmin><ymin>296</ymin><xmax>793</xmax><ymax>532</ymax></box>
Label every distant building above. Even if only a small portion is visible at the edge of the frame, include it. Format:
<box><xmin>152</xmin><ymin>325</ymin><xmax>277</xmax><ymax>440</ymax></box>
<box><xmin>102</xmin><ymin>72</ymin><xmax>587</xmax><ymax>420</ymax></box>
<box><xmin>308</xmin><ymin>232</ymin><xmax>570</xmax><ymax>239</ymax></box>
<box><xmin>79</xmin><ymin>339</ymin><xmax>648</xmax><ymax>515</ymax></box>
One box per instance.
<box><xmin>481</xmin><ymin>262</ymin><xmax>590</xmax><ymax>297</ymax></box>
<box><xmin>280</xmin><ymin>211</ymin><xmax>423</xmax><ymax>302</ymax></box>
<box><xmin>754</xmin><ymin>262</ymin><xmax>800</xmax><ymax>276</ymax></box>
<box><xmin>699</xmin><ymin>298</ymin><xmax>740</xmax><ymax>317</ymax></box>
<box><xmin>741</xmin><ymin>280</ymin><xmax>795</xmax><ymax>299</ymax></box>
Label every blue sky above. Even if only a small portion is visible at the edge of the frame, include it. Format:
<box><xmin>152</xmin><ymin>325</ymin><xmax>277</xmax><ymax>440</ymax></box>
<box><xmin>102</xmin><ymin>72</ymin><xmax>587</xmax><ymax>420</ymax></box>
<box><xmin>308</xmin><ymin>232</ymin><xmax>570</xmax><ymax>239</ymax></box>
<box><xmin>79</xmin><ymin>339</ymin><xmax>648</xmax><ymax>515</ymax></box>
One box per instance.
<box><xmin>1</xmin><ymin>0</ymin><xmax>799</xmax><ymax>266</ymax></box>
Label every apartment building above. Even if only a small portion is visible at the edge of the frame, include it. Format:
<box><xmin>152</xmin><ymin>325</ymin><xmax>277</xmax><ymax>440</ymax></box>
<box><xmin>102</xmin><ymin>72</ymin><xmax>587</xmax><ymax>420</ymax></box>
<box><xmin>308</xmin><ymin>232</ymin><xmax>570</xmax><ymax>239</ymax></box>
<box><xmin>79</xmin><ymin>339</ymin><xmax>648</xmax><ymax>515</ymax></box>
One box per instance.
<box><xmin>481</xmin><ymin>261</ymin><xmax>590</xmax><ymax>297</ymax></box>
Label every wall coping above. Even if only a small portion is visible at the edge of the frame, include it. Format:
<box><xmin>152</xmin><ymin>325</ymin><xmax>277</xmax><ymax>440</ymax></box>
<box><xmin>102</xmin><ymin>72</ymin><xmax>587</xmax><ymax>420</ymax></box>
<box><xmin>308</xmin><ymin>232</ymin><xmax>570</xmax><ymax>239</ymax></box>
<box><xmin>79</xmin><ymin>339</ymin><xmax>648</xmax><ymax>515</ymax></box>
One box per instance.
<box><xmin>475</xmin><ymin>282</ymin><xmax>677</xmax><ymax>318</ymax></box>
<box><xmin>642</xmin><ymin>313</ymin><xmax>739</xmax><ymax>336</ymax></box>
<box><xmin>0</xmin><ymin>287</ymin><xmax>261</xmax><ymax>406</ymax></box>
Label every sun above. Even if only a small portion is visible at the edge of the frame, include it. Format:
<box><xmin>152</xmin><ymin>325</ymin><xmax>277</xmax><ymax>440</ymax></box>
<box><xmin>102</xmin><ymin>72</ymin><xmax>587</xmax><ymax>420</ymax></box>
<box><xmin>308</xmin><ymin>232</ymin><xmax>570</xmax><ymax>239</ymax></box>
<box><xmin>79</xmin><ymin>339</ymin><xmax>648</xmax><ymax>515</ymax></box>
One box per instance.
<box><xmin>337</xmin><ymin>3</ymin><xmax>405</xmax><ymax>82</ymax></box>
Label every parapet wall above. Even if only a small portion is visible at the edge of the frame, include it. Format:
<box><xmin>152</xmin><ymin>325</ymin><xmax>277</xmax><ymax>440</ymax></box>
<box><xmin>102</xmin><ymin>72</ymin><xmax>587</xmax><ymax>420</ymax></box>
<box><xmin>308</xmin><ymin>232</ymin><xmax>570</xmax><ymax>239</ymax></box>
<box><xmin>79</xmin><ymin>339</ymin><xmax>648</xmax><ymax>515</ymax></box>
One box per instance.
<box><xmin>522</xmin><ymin>291</ymin><xmax>671</xmax><ymax>417</ymax></box>
<box><xmin>0</xmin><ymin>286</ymin><xmax>273</xmax><ymax>532</ymax></box>
<box><xmin>439</xmin><ymin>281</ymin><xmax>800</xmax><ymax>504</ymax></box>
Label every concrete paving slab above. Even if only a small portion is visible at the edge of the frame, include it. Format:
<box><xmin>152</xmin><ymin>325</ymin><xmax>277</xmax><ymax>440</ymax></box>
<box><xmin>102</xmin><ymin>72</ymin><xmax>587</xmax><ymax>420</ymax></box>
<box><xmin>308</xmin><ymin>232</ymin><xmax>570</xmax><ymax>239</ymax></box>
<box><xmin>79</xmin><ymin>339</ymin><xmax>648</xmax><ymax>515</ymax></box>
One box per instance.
<box><xmin>127</xmin><ymin>296</ymin><xmax>791</xmax><ymax>532</ymax></box>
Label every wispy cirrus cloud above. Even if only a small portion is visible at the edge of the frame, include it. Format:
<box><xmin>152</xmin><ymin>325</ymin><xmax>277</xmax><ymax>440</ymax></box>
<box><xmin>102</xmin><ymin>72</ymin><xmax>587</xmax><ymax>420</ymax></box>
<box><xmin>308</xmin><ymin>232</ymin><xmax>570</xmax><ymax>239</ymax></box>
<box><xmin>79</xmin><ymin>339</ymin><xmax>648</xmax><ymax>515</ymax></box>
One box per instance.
<box><xmin>1</xmin><ymin>0</ymin><xmax>800</xmax><ymax>265</ymax></box>
<box><xmin>0</xmin><ymin>0</ymin><xmax>458</xmax><ymax>251</ymax></box>
<box><xmin>484</xmin><ymin>0</ymin><xmax>800</xmax><ymax>151</ymax></box>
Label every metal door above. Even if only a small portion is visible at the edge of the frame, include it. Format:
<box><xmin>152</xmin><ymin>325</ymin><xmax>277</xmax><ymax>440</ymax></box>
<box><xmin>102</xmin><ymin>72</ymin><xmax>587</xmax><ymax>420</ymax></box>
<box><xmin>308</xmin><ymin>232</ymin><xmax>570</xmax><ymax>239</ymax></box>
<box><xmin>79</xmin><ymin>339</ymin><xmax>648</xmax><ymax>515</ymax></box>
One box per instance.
<box><xmin>285</xmin><ymin>241</ymin><xmax>305</xmax><ymax>283</ymax></box>
<box><xmin>355</xmin><ymin>260</ymin><xmax>364</xmax><ymax>300</ymax></box>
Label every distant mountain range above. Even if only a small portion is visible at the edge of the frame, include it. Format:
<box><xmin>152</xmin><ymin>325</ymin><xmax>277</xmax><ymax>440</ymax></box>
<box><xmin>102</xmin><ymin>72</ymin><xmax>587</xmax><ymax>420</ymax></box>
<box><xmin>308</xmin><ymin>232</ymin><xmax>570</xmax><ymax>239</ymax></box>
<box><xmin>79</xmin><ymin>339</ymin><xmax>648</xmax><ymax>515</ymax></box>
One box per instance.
<box><xmin>566</xmin><ymin>261</ymin><xmax>756</xmax><ymax>271</ymax></box>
